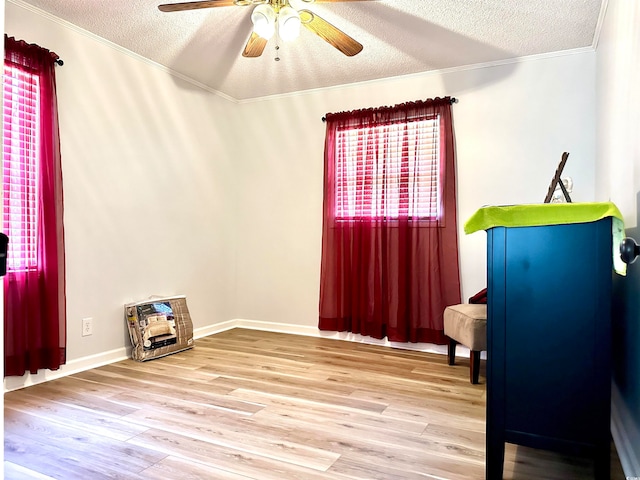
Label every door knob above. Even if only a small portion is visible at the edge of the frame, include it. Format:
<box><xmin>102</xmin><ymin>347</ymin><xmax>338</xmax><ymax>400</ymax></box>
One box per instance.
<box><xmin>620</xmin><ymin>237</ymin><xmax>640</xmax><ymax>264</ymax></box>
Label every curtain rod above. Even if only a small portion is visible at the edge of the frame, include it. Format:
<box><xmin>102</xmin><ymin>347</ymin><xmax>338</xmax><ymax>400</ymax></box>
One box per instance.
<box><xmin>4</xmin><ymin>35</ymin><xmax>63</xmax><ymax>66</ymax></box>
<box><xmin>321</xmin><ymin>97</ymin><xmax>458</xmax><ymax>122</ymax></box>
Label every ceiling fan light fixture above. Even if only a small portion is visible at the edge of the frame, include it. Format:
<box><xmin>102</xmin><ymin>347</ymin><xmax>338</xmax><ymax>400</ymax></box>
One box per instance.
<box><xmin>278</xmin><ymin>6</ymin><xmax>301</xmax><ymax>42</ymax></box>
<box><xmin>251</xmin><ymin>4</ymin><xmax>276</xmax><ymax>40</ymax></box>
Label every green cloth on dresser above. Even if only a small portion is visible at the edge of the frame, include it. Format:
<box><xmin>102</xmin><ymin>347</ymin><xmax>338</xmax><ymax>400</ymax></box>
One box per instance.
<box><xmin>464</xmin><ymin>202</ymin><xmax>626</xmax><ymax>275</ymax></box>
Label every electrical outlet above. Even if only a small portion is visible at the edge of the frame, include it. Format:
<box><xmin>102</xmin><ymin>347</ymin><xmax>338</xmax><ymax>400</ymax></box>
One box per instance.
<box><xmin>82</xmin><ymin>317</ymin><xmax>93</xmax><ymax>337</ymax></box>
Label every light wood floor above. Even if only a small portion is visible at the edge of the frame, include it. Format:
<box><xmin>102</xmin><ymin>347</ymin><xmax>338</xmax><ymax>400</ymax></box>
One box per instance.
<box><xmin>4</xmin><ymin>329</ymin><xmax>626</xmax><ymax>479</ymax></box>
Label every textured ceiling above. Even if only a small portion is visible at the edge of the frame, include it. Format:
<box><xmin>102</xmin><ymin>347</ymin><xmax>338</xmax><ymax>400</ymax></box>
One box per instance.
<box><xmin>10</xmin><ymin>0</ymin><xmax>604</xmax><ymax>101</ymax></box>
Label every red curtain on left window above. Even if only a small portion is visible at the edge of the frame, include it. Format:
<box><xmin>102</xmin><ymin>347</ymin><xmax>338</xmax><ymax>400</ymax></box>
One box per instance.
<box><xmin>3</xmin><ymin>35</ymin><xmax>66</xmax><ymax>376</ymax></box>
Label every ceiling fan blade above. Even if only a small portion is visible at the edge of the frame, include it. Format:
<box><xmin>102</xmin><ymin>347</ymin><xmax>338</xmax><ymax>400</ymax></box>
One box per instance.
<box><xmin>243</xmin><ymin>31</ymin><xmax>268</xmax><ymax>57</ymax></box>
<box><xmin>299</xmin><ymin>10</ymin><xmax>363</xmax><ymax>56</ymax></box>
<box><xmin>158</xmin><ymin>1</ymin><xmax>238</xmax><ymax>12</ymax></box>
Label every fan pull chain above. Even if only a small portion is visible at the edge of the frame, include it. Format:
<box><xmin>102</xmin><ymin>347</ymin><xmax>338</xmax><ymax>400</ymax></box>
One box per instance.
<box><xmin>274</xmin><ymin>17</ymin><xmax>281</xmax><ymax>61</ymax></box>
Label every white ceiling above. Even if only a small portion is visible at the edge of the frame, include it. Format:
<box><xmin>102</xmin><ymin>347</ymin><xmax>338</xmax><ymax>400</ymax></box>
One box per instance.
<box><xmin>11</xmin><ymin>0</ymin><xmax>604</xmax><ymax>101</ymax></box>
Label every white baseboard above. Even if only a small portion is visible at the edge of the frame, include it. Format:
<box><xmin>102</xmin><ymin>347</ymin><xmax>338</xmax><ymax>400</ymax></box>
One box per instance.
<box><xmin>611</xmin><ymin>382</ymin><xmax>640</xmax><ymax>478</ymax></box>
<box><xmin>192</xmin><ymin>319</ymin><xmax>237</xmax><ymax>339</ymax></box>
<box><xmin>2</xmin><ymin>321</ymin><xmax>238</xmax><ymax>393</ymax></box>
<box><xmin>3</xmin><ymin>346</ymin><xmax>128</xmax><ymax>392</ymax></box>
<box><xmin>233</xmin><ymin>318</ymin><xmax>452</xmax><ymax>355</ymax></box>
<box><xmin>3</xmin><ymin>319</ymin><xmax>452</xmax><ymax>393</ymax></box>
<box><xmin>235</xmin><ymin>318</ymin><xmax>320</xmax><ymax>338</ymax></box>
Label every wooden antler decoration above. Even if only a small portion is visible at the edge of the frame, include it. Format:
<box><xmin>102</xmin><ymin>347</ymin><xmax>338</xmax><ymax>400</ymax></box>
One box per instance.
<box><xmin>544</xmin><ymin>152</ymin><xmax>572</xmax><ymax>203</ymax></box>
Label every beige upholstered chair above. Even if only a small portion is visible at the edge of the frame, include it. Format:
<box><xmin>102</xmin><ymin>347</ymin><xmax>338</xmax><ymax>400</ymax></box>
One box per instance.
<box><xmin>444</xmin><ymin>302</ymin><xmax>487</xmax><ymax>384</ymax></box>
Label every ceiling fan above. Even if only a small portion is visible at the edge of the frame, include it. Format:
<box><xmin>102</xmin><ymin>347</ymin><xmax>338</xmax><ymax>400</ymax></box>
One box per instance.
<box><xmin>158</xmin><ymin>0</ymin><xmax>371</xmax><ymax>58</ymax></box>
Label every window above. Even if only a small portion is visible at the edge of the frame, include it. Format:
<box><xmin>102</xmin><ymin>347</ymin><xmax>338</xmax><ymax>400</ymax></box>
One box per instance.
<box><xmin>334</xmin><ymin>116</ymin><xmax>441</xmax><ymax>220</ymax></box>
<box><xmin>319</xmin><ymin>97</ymin><xmax>460</xmax><ymax>344</ymax></box>
<box><xmin>2</xmin><ymin>64</ymin><xmax>40</xmax><ymax>272</ymax></box>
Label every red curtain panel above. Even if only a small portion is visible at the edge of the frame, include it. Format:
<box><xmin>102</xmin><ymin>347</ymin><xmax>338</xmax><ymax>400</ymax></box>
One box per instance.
<box><xmin>3</xmin><ymin>35</ymin><xmax>66</xmax><ymax>376</ymax></box>
<box><xmin>319</xmin><ymin>97</ymin><xmax>461</xmax><ymax>344</ymax></box>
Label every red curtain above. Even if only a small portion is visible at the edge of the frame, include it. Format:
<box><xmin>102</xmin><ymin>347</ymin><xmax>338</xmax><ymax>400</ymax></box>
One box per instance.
<box><xmin>4</xmin><ymin>36</ymin><xmax>66</xmax><ymax>376</ymax></box>
<box><xmin>319</xmin><ymin>98</ymin><xmax>461</xmax><ymax>344</ymax></box>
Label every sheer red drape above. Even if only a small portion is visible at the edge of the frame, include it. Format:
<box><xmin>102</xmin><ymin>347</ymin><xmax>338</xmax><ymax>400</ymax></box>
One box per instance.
<box><xmin>4</xmin><ymin>36</ymin><xmax>66</xmax><ymax>376</ymax></box>
<box><xmin>319</xmin><ymin>98</ymin><xmax>460</xmax><ymax>344</ymax></box>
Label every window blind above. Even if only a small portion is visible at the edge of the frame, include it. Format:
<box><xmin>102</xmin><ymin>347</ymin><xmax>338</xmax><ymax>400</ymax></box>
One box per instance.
<box><xmin>334</xmin><ymin>116</ymin><xmax>441</xmax><ymax>220</ymax></box>
<box><xmin>2</xmin><ymin>64</ymin><xmax>40</xmax><ymax>271</ymax></box>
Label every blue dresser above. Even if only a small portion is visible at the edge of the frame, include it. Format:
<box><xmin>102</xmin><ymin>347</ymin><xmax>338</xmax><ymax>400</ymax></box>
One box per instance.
<box><xmin>466</xmin><ymin>203</ymin><xmax>624</xmax><ymax>480</ymax></box>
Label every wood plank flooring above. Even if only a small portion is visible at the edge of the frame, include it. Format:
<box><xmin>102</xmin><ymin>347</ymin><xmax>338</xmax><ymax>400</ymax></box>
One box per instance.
<box><xmin>4</xmin><ymin>329</ymin><xmax>626</xmax><ymax>479</ymax></box>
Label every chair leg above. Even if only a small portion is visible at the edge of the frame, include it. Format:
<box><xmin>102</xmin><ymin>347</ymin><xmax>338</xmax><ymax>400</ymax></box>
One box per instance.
<box><xmin>447</xmin><ymin>338</ymin><xmax>457</xmax><ymax>366</ymax></box>
<box><xmin>470</xmin><ymin>350</ymin><xmax>481</xmax><ymax>384</ymax></box>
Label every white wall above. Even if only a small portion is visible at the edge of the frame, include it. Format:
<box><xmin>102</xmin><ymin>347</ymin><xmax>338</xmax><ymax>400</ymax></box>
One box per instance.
<box><xmin>5</xmin><ymin>2</ymin><xmax>241</xmax><ymax>387</ymax></box>
<box><xmin>234</xmin><ymin>52</ymin><xmax>597</xmax><ymax>326</ymax></box>
<box><xmin>596</xmin><ymin>0</ymin><xmax>640</xmax><ymax>225</ymax></box>
<box><xmin>4</xmin><ymin>2</ymin><xmax>598</xmax><ymax>385</ymax></box>
<box><xmin>596</xmin><ymin>0</ymin><xmax>640</xmax><ymax>475</ymax></box>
